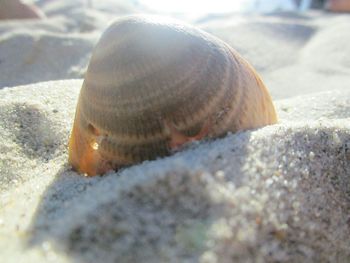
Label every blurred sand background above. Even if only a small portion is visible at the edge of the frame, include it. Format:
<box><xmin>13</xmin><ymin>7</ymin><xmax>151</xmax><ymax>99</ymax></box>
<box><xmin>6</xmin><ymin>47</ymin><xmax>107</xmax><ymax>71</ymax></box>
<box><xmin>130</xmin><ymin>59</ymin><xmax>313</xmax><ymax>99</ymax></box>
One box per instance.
<box><xmin>0</xmin><ymin>0</ymin><xmax>350</xmax><ymax>262</ymax></box>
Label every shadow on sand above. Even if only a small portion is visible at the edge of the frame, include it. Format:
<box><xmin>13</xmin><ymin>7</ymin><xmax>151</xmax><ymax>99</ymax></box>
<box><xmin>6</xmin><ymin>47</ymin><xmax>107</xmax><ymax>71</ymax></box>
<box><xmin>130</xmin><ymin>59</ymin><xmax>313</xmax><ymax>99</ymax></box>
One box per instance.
<box><xmin>26</xmin><ymin>130</ymin><xmax>254</xmax><ymax>263</ymax></box>
<box><xmin>25</xmin><ymin>123</ymin><xmax>350</xmax><ymax>262</ymax></box>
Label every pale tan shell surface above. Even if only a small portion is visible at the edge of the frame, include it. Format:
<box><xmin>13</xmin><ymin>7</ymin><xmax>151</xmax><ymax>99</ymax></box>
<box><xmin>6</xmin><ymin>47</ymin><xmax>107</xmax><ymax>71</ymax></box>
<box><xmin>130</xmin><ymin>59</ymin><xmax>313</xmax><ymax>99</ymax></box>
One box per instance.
<box><xmin>68</xmin><ymin>16</ymin><xmax>278</xmax><ymax>176</ymax></box>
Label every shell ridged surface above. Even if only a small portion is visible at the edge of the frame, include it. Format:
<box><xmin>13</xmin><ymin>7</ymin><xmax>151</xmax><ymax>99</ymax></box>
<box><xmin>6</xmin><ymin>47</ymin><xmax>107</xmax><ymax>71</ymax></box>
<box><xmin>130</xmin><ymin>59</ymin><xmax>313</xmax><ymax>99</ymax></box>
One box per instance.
<box><xmin>68</xmin><ymin>16</ymin><xmax>278</xmax><ymax>176</ymax></box>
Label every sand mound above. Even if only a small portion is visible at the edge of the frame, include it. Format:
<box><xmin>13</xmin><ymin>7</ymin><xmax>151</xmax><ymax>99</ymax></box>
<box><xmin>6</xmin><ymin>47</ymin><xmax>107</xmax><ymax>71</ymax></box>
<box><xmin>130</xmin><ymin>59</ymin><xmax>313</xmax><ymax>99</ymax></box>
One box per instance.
<box><xmin>0</xmin><ymin>29</ymin><xmax>95</xmax><ymax>88</ymax></box>
<box><xmin>201</xmin><ymin>12</ymin><xmax>350</xmax><ymax>98</ymax></box>
<box><xmin>1</xmin><ymin>10</ymin><xmax>349</xmax><ymax>97</ymax></box>
<box><xmin>0</xmin><ymin>80</ymin><xmax>349</xmax><ymax>262</ymax></box>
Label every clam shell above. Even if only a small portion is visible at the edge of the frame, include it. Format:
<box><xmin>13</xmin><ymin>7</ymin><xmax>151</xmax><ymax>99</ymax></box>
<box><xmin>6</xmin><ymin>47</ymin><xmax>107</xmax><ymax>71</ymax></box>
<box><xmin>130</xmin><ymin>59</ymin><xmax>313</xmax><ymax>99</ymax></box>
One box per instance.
<box><xmin>69</xmin><ymin>16</ymin><xmax>278</xmax><ymax>176</ymax></box>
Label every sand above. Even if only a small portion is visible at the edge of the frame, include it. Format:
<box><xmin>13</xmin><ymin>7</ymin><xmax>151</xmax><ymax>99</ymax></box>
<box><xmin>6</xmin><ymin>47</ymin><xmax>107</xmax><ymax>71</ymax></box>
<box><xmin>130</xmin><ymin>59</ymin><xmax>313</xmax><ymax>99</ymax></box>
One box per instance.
<box><xmin>0</xmin><ymin>1</ymin><xmax>350</xmax><ymax>263</ymax></box>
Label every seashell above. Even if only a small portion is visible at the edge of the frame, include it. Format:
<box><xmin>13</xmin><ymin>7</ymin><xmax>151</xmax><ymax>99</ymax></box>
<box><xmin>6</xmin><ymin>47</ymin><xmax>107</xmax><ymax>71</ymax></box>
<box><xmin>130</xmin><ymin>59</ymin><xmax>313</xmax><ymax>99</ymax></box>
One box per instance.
<box><xmin>0</xmin><ymin>0</ymin><xmax>45</xmax><ymax>20</ymax></box>
<box><xmin>68</xmin><ymin>16</ymin><xmax>278</xmax><ymax>176</ymax></box>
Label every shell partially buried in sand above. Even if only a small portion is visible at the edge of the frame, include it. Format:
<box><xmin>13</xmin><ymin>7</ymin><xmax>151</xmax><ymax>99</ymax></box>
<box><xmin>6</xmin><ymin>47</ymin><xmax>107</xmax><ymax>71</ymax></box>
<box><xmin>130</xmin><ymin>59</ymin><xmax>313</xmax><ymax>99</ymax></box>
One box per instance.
<box><xmin>68</xmin><ymin>16</ymin><xmax>278</xmax><ymax>176</ymax></box>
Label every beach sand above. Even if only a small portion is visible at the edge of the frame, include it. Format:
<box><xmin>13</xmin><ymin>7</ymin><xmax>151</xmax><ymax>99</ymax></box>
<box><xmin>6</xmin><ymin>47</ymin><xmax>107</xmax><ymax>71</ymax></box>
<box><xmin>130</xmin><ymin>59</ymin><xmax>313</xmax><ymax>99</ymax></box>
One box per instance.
<box><xmin>0</xmin><ymin>1</ymin><xmax>349</xmax><ymax>262</ymax></box>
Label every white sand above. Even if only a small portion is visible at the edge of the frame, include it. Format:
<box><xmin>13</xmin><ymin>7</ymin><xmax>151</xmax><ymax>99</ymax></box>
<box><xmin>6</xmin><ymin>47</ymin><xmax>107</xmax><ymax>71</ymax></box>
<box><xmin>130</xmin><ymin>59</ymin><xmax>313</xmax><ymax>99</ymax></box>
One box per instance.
<box><xmin>0</xmin><ymin>2</ymin><xmax>350</xmax><ymax>263</ymax></box>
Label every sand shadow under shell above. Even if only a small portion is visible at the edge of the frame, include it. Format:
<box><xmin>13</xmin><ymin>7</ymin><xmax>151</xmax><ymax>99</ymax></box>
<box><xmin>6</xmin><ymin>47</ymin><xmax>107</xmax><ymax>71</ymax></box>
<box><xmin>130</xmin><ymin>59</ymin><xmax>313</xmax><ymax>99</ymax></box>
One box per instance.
<box><xmin>26</xmin><ymin>131</ymin><xmax>253</xmax><ymax>262</ymax></box>
<box><xmin>26</xmin><ymin>125</ymin><xmax>350</xmax><ymax>262</ymax></box>
<box><xmin>2</xmin><ymin>92</ymin><xmax>349</xmax><ymax>262</ymax></box>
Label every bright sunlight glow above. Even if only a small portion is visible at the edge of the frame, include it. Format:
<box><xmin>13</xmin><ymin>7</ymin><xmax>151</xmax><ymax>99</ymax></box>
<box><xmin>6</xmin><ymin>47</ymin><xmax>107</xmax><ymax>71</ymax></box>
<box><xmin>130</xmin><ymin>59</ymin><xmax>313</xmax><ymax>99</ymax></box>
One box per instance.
<box><xmin>139</xmin><ymin>0</ymin><xmax>297</xmax><ymax>15</ymax></box>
